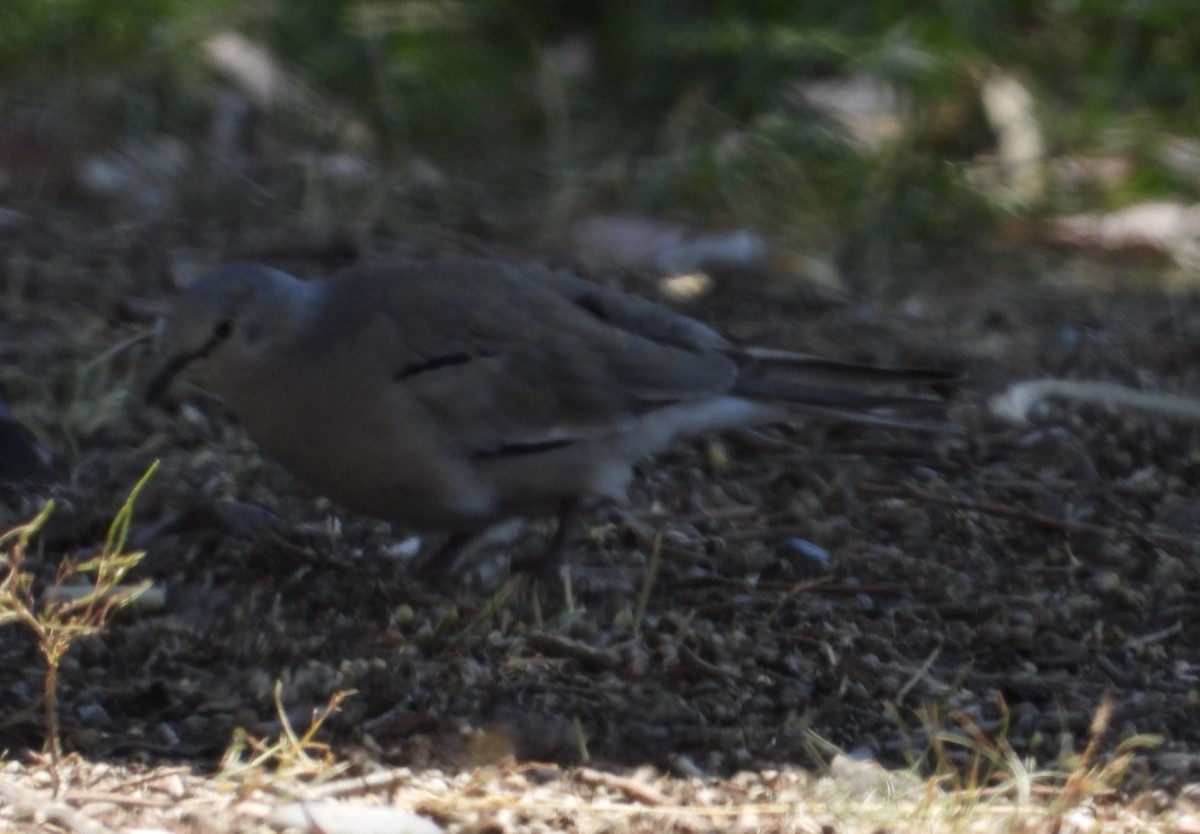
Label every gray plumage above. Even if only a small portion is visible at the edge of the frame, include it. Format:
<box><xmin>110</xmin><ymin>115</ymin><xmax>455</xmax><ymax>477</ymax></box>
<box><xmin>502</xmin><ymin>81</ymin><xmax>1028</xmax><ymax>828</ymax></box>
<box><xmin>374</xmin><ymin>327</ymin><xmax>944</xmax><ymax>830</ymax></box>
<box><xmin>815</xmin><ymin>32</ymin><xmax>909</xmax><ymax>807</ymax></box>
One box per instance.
<box><xmin>148</xmin><ymin>258</ymin><xmax>956</xmax><ymax>566</ymax></box>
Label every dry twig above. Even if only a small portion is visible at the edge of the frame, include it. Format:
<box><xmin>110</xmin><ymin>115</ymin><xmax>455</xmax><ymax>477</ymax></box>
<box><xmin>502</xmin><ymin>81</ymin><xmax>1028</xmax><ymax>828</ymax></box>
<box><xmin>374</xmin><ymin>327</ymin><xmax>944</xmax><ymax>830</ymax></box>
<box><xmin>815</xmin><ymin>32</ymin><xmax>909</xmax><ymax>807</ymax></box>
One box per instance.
<box><xmin>0</xmin><ymin>775</ymin><xmax>117</xmax><ymax>834</ymax></box>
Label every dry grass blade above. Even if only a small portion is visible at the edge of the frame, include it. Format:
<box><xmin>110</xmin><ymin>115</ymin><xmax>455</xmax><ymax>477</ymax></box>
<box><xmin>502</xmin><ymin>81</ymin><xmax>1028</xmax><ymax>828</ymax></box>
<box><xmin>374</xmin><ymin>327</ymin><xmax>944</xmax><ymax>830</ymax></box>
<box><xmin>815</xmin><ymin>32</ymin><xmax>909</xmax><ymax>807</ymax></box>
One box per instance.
<box><xmin>218</xmin><ymin>686</ymin><xmax>355</xmax><ymax>791</ymax></box>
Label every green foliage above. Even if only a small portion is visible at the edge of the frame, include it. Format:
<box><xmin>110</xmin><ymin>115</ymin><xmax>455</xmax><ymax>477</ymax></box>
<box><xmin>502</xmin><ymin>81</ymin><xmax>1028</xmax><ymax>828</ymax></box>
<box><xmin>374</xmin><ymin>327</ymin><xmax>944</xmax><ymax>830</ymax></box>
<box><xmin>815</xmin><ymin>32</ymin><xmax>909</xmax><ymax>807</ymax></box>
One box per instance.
<box><xmin>0</xmin><ymin>0</ymin><xmax>227</xmax><ymax>79</ymax></box>
<box><xmin>0</xmin><ymin>0</ymin><xmax>235</xmax><ymax>136</ymax></box>
<box><xmin>5</xmin><ymin>1</ymin><xmax>1197</xmax><ymax>150</ymax></box>
<box><xmin>3</xmin><ymin>0</ymin><xmax>1199</xmax><ymax>254</ymax></box>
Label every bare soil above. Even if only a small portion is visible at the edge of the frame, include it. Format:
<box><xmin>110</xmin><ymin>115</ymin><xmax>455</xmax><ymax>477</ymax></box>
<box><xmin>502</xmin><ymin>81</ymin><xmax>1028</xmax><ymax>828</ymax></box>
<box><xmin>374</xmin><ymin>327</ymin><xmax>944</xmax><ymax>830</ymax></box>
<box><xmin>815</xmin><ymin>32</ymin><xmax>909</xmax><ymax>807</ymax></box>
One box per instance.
<box><xmin>1</xmin><ymin>172</ymin><xmax>1198</xmax><ymax>831</ymax></box>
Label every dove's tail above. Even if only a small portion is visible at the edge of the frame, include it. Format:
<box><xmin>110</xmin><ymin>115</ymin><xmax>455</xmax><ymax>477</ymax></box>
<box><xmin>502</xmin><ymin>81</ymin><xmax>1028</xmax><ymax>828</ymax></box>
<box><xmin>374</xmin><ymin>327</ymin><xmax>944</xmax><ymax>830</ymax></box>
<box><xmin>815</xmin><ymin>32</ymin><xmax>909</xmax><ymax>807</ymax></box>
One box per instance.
<box><xmin>730</xmin><ymin>351</ymin><xmax>963</xmax><ymax>433</ymax></box>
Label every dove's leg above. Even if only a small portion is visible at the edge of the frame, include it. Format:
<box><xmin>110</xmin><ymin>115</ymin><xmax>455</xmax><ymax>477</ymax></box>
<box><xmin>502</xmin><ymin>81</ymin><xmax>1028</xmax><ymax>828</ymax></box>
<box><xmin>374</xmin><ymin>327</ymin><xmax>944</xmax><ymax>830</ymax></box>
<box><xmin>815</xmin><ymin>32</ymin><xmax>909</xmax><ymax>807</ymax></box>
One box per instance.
<box><xmin>415</xmin><ymin>499</ymin><xmax>582</xmax><ymax>581</ymax></box>
<box><xmin>414</xmin><ymin>532</ymin><xmax>478</xmax><ymax>579</ymax></box>
<box><xmin>512</xmin><ymin>498</ymin><xmax>581</xmax><ymax>580</ymax></box>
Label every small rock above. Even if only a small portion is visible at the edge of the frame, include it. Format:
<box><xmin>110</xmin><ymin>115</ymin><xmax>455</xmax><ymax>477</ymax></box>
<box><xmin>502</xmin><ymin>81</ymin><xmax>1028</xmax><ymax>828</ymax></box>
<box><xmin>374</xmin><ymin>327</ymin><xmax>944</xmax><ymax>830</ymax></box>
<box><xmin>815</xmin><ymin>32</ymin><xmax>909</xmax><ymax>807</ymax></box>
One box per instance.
<box><xmin>1175</xmin><ymin>812</ymin><xmax>1200</xmax><ymax>834</ymax></box>
<box><xmin>784</xmin><ymin>538</ymin><xmax>831</xmax><ymax>567</ymax></box>
<box><xmin>269</xmin><ymin>802</ymin><xmax>442</xmax><ymax>834</ymax></box>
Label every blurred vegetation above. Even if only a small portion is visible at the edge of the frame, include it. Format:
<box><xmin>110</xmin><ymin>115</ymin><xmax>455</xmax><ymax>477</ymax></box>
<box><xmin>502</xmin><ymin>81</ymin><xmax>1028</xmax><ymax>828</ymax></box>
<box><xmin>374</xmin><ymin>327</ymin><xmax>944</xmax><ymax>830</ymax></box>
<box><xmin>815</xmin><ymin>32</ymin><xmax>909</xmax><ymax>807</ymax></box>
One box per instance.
<box><xmin>3</xmin><ymin>0</ymin><xmax>1200</xmax><ymax>261</ymax></box>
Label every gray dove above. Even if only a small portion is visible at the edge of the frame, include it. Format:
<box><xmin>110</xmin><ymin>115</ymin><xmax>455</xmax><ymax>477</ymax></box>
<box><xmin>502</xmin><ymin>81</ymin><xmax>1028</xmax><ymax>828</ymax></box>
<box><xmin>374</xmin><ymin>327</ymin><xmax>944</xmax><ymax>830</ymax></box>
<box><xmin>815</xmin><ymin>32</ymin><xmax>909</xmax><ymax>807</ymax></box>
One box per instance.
<box><xmin>147</xmin><ymin>258</ymin><xmax>957</xmax><ymax>574</ymax></box>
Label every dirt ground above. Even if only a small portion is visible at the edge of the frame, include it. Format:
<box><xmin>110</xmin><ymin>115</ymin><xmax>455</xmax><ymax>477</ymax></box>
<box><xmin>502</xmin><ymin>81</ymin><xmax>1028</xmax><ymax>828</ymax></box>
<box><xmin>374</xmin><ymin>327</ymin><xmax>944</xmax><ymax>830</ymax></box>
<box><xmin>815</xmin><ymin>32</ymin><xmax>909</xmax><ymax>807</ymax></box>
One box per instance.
<box><xmin>1</xmin><ymin>166</ymin><xmax>1199</xmax><ymax>831</ymax></box>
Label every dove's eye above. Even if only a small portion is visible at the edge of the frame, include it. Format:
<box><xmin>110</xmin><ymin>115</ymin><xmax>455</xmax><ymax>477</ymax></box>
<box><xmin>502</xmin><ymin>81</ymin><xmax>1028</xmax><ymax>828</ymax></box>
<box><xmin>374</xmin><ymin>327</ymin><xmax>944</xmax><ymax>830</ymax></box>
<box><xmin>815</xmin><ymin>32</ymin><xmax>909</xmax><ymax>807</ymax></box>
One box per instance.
<box><xmin>213</xmin><ymin>319</ymin><xmax>234</xmax><ymax>339</ymax></box>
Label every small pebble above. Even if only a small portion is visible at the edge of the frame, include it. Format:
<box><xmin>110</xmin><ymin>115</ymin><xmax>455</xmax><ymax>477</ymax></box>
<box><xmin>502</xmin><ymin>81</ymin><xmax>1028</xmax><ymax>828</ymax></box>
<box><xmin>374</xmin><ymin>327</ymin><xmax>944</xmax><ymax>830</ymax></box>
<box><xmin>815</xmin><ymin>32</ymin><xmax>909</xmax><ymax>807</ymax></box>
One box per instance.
<box><xmin>269</xmin><ymin>802</ymin><xmax>442</xmax><ymax>834</ymax></box>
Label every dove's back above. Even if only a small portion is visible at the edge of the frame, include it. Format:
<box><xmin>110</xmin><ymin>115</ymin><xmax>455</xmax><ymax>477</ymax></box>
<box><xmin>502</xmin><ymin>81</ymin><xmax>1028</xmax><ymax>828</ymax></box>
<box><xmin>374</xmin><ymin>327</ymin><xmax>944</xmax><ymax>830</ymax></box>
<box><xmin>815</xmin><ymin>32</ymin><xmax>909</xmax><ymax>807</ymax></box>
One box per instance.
<box><xmin>233</xmin><ymin>258</ymin><xmax>751</xmax><ymax>530</ymax></box>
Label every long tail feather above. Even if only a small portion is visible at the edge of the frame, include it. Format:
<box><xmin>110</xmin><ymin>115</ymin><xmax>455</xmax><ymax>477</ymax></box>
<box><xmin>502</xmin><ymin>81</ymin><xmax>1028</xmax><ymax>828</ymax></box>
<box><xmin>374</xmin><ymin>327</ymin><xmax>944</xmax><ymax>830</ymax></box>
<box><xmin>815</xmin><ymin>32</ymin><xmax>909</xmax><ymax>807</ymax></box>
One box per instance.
<box><xmin>731</xmin><ymin>375</ymin><xmax>963</xmax><ymax>434</ymax></box>
<box><xmin>736</xmin><ymin>347</ymin><xmax>961</xmax><ymax>387</ymax></box>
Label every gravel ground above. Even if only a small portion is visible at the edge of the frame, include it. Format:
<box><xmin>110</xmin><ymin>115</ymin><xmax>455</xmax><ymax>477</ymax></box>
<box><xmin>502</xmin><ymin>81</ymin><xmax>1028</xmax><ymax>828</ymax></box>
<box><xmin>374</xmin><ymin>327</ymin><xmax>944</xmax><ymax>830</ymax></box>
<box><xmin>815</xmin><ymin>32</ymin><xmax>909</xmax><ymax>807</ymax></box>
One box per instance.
<box><xmin>1</xmin><ymin>178</ymin><xmax>1199</xmax><ymax>831</ymax></box>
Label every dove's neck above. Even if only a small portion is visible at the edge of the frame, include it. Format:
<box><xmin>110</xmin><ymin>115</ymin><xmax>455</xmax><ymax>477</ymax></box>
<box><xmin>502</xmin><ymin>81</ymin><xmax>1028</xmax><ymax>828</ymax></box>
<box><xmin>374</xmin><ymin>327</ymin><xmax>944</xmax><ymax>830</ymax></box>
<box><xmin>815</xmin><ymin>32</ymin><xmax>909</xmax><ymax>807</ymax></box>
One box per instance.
<box><xmin>251</xmin><ymin>274</ymin><xmax>324</xmax><ymax>344</ymax></box>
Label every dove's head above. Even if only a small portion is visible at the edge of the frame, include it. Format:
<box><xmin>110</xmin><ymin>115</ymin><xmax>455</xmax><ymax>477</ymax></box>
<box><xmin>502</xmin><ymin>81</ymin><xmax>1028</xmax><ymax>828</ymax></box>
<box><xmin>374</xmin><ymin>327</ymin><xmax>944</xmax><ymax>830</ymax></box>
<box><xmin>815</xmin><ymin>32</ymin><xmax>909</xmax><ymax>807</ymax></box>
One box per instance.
<box><xmin>146</xmin><ymin>263</ymin><xmax>318</xmax><ymax>403</ymax></box>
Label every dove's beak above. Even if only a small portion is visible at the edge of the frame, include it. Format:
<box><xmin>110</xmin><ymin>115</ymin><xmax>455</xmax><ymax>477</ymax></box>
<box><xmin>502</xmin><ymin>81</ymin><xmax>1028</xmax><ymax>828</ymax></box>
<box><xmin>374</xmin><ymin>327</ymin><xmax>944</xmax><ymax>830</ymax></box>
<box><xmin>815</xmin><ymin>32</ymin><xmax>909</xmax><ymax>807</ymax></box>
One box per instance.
<box><xmin>146</xmin><ymin>313</ymin><xmax>239</xmax><ymax>406</ymax></box>
<box><xmin>146</xmin><ymin>334</ymin><xmax>224</xmax><ymax>404</ymax></box>
<box><xmin>145</xmin><ymin>351</ymin><xmax>196</xmax><ymax>404</ymax></box>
